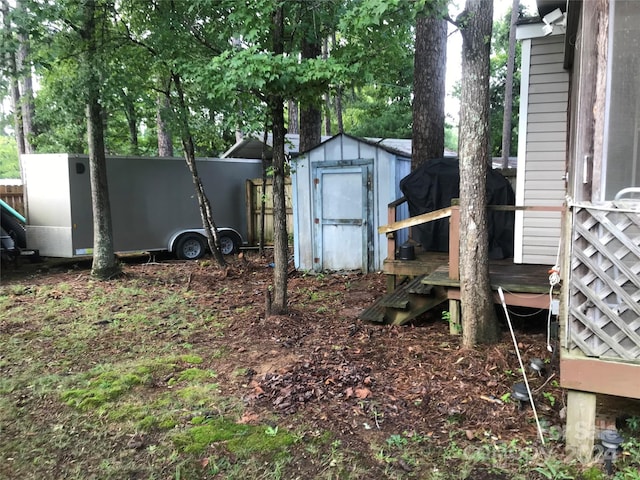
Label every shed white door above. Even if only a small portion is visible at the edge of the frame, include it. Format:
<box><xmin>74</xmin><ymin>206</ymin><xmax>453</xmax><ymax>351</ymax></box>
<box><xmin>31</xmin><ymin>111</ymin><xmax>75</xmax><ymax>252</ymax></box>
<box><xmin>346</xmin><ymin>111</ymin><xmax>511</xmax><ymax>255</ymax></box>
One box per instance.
<box><xmin>312</xmin><ymin>160</ymin><xmax>374</xmax><ymax>272</ymax></box>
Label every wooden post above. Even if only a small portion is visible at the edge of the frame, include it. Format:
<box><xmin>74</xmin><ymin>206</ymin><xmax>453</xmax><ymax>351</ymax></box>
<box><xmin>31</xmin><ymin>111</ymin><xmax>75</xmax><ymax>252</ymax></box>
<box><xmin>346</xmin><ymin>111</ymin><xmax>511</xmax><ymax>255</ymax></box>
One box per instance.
<box><xmin>245</xmin><ymin>179</ymin><xmax>254</xmax><ymax>245</ymax></box>
<box><xmin>565</xmin><ymin>390</ymin><xmax>597</xmax><ymax>462</ymax></box>
<box><xmin>448</xmin><ymin>299</ymin><xmax>461</xmax><ymax>335</ymax></box>
<box><xmin>449</xmin><ymin>203</ymin><xmax>460</xmax><ymax>280</ymax></box>
<box><xmin>387</xmin><ymin>202</ymin><xmax>397</xmax><ymax>261</ymax></box>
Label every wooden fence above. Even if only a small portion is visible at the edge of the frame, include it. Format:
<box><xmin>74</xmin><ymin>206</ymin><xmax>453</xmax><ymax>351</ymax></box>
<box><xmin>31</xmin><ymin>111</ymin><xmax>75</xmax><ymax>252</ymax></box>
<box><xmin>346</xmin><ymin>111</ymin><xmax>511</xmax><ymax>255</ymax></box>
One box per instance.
<box><xmin>0</xmin><ymin>185</ymin><xmax>24</xmax><ymax>216</ymax></box>
<box><xmin>246</xmin><ymin>178</ymin><xmax>293</xmax><ymax>246</ymax></box>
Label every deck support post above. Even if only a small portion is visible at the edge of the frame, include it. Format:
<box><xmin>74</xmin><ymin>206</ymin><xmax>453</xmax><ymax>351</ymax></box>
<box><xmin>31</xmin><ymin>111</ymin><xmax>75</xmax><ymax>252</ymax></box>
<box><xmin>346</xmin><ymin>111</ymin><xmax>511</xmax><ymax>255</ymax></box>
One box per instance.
<box><xmin>448</xmin><ymin>299</ymin><xmax>461</xmax><ymax>335</ymax></box>
<box><xmin>565</xmin><ymin>389</ymin><xmax>597</xmax><ymax>462</ymax></box>
<box><xmin>386</xmin><ymin>274</ymin><xmax>397</xmax><ymax>293</ymax></box>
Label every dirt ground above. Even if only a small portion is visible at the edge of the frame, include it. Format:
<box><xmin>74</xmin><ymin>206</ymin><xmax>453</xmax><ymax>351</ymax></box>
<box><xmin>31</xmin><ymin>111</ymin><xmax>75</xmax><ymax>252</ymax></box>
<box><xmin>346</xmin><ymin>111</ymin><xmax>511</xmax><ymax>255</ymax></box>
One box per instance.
<box><xmin>0</xmin><ymin>251</ymin><xmax>568</xmax><ymax>479</ymax></box>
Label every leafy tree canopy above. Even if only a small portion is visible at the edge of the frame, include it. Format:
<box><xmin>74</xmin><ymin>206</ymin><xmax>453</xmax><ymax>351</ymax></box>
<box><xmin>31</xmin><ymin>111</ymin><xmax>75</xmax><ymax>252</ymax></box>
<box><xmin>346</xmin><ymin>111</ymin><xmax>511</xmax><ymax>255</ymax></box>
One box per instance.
<box><xmin>0</xmin><ymin>135</ymin><xmax>19</xmax><ymax>178</ymax></box>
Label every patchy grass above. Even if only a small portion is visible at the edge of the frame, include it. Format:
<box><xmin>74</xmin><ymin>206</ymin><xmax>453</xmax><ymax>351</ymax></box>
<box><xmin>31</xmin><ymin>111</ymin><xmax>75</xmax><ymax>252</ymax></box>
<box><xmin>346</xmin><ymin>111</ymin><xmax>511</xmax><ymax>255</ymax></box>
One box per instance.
<box><xmin>1</xmin><ymin>256</ymin><xmax>639</xmax><ymax>479</ymax></box>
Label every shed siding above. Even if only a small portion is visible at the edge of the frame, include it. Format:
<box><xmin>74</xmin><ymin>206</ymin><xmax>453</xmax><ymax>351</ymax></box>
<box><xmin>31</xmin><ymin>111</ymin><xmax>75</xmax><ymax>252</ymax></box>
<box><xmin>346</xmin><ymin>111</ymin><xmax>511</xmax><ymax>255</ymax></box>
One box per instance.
<box><xmin>292</xmin><ymin>134</ymin><xmax>407</xmax><ymax>272</ymax></box>
<box><xmin>516</xmin><ymin>34</ymin><xmax>568</xmax><ymax>265</ymax></box>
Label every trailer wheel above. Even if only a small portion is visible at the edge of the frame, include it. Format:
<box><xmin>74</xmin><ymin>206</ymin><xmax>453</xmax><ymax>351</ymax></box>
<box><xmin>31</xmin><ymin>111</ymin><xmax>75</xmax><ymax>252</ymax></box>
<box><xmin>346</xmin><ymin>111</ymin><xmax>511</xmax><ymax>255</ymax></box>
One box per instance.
<box><xmin>0</xmin><ymin>209</ymin><xmax>26</xmax><ymax>248</ymax></box>
<box><xmin>219</xmin><ymin>232</ymin><xmax>240</xmax><ymax>255</ymax></box>
<box><xmin>175</xmin><ymin>234</ymin><xmax>206</xmax><ymax>260</ymax></box>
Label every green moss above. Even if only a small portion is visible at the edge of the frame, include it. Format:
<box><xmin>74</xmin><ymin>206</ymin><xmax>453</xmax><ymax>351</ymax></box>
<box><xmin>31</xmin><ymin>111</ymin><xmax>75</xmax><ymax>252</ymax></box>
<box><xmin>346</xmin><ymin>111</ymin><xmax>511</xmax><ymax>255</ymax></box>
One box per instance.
<box><xmin>581</xmin><ymin>466</ymin><xmax>605</xmax><ymax>480</ymax></box>
<box><xmin>60</xmin><ymin>360</ymin><xmax>179</xmax><ymax>411</ymax></box>
<box><xmin>176</xmin><ymin>384</ymin><xmax>220</xmax><ymax>406</ymax></box>
<box><xmin>62</xmin><ymin>371</ymin><xmax>148</xmax><ymax>410</ymax></box>
<box><xmin>179</xmin><ymin>354</ymin><xmax>203</xmax><ymax>364</ymax></box>
<box><xmin>175</xmin><ymin>367</ymin><xmax>216</xmax><ymax>383</ymax></box>
<box><xmin>172</xmin><ymin>419</ymin><xmax>297</xmax><ymax>456</ymax></box>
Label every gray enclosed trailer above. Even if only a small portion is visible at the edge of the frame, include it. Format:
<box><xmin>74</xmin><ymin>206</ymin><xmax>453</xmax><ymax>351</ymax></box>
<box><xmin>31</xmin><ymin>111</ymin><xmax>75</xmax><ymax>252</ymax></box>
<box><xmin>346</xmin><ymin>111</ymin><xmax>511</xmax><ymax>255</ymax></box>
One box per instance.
<box><xmin>21</xmin><ymin>154</ymin><xmax>264</xmax><ymax>259</ymax></box>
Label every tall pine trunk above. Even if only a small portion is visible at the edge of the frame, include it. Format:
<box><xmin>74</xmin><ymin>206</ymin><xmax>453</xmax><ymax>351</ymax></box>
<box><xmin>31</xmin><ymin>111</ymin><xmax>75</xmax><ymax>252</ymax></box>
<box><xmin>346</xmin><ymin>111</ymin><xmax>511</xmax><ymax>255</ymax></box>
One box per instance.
<box><xmin>82</xmin><ymin>0</ymin><xmax>120</xmax><ymax>280</ymax></box>
<box><xmin>287</xmin><ymin>100</ymin><xmax>299</xmax><ymax>134</ymax></box>
<box><xmin>299</xmin><ymin>15</ymin><xmax>322</xmax><ymax>153</ymax></box>
<box><xmin>121</xmin><ymin>89</ymin><xmax>139</xmax><ymax>155</ymax></box>
<box><xmin>458</xmin><ymin>0</ymin><xmax>499</xmax><ymax>346</ymax></box>
<box><xmin>500</xmin><ymin>0</ymin><xmax>520</xmax><ymax>168</ymax></box>
<box><xmin>1</xmin><ymin>0</ymin><xmax>25</xmax><ymax>156</ymax></box>
<box><xmin>156</xmin><ymin>89</ymin><xmax>173</xmax><ymax>157</ymax></box>
<box><xmin>412</xmin><ymin>14</ymin><xmax>447</xmax><ymax>169</ymax></box>
<box><xmin>270</xmin><ymin>5</ymin><xmax>289</xmax><ymax>314</ymax></box>
<box><xmin>17</xmin><ymin>7</ymin><xmax>35</xmax><ymax>155</ymax></box>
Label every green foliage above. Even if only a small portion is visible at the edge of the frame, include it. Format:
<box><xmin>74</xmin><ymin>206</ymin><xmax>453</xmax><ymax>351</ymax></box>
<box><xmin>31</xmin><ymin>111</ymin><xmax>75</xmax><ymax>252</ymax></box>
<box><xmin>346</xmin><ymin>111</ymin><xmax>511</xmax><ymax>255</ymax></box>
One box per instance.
<box><xmin>626</xmin><ymin>416</ymin><xmax>640</xmax><ymax>432</ymax></box>
<box><xmin>533</xmin><ymin>458</ymin><xmax>577</xmax><ymax>479</ymax></box>
<box><xmin>0</xmin><ymin>136</ymin><xmax>20</xmax><ymax>178</ymax></box>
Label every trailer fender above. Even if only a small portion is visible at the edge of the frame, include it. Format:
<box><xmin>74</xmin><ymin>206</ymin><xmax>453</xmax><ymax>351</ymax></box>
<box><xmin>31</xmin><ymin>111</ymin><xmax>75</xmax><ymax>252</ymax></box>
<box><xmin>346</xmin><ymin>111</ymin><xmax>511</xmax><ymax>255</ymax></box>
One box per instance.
<box><xmin>168</xmin><ymin>228</ymin><xmax>243</xmax><ymax>258</ymax></box>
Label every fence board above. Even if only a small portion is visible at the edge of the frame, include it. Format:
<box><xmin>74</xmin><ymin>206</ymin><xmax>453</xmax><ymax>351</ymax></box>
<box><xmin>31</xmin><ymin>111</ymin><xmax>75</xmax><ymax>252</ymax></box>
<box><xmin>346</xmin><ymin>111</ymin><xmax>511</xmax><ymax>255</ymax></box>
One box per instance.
<box><xmin>0</xmin><ymin>185</ymin><xmax>25</xmax><ymax>216</ymax></box>
<box><xmin>246</xmin><ymin>178</ymin><xmax>293</xmax><ymax>246</ymax></box>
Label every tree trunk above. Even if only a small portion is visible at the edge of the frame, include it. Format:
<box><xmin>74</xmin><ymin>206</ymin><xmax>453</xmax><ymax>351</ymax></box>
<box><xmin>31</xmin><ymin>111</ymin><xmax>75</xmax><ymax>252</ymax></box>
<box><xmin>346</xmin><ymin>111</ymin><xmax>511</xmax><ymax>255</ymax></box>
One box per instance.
<box><xmin>322</xmin><ymin>38</ymin><xmax>331</xmax><ymax>136</ymax></box>
<box><xmin>412</xmin><ymin>14</ymin><xmax>447</xmax><ymax>169</ymax></box>
<box><xmin>1</xmin><ymin>0</ymin><xmax>25</xmax><ymax>156</ymax></box>
<box><xmin>270</xmin><ymin>5</ymin><xmax>288</xmax><ymax>314</ymax></box>
<box><xmin>335</xmin><ymin>86</ymin><xmax>344</xmax><ymax>134</ymax></box>
<box><xmin>121</xmin><ymin>89</ymin><xmax>139</xmax><ymax>155</ymax></box>
<box><xmin>287</xmin><ymin>100</ymin><xmax>299</xmax><ymax>134</ymax></box>
<box><xmin>332</xmin><ymin>33</ymin><xmax>344</xmax><ymax>134</ymax></box>
<box><xmin>17</xmin><ymin>16</ymin><xmax>34</xmax><ymax>154</ymax></box>
<box><xmin>259</xmin><ymin>128</ymin><xmax>269</xmax><ymax>255</ymax></box>
<box><xmin>500</xmin><ymin>0</ymin><xmax>520</xmax><ymax>168</ymax></box>
<box><xmin>82</xmin><ymin>0</ymin><xmax>120</xmax><ymax>280</ymax></box>
<box><xmin>323</xmin><ymin>93</ymin><xmax>332</xmax><ymax>136</ymax></box>
<box><xmin>299</xmin><ymin>23</ymin><xmax>322</xmax><ymax>153</ymax></box>
<box><xmin>458</xmin><ymin>0</ymin><xmax>499</xmax><ymax>346</ymax></box>
<box><xmin>171</xmin><ymin>73</ymin><xmax>226</xmax><ymax>267</ymax></box>
<box><xmin>156</xmin><ymin>91</ymin><xmax>173</xmax><ymax>157</ymax></box>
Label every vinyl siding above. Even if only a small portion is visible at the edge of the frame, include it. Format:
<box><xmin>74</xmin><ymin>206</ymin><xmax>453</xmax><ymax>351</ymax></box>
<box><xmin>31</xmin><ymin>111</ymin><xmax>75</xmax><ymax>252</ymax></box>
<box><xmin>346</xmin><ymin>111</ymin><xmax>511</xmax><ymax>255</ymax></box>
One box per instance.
<box><xmin>516</xmin><ymin>34</ymin><xmax>568</xmax><ymax>265</ymax></box>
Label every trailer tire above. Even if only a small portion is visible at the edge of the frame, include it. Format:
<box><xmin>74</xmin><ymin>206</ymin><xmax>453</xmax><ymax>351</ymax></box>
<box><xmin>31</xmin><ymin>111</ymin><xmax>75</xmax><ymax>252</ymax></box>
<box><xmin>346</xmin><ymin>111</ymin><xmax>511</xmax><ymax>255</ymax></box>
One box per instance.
<box><xmin>219</xmin><ymin>232</ymin><xmax>240</xmax><ymax>255</ymax></box>
<box><xmin>175</xmin><ymin>234</ymin><xmax>206</xmax><ymax>260</ymax></box>
<box><xmin>0</xmin><ymin>209</ymin><xmax>27</xmax><ymax>248</ymax></box>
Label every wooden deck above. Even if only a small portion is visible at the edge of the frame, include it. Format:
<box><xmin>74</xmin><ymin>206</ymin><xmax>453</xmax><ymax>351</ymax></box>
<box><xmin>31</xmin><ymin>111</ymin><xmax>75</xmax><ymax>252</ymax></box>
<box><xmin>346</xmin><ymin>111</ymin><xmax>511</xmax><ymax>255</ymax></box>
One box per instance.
<box><xmin>378</xmin><ymin>201</ymin><xmax>563</xmax><ymax>328</ymax></box>
<box><xmin>385</xmin><ymin>252</ymin><xmax>556</xmax><ymax>310</ymax></box>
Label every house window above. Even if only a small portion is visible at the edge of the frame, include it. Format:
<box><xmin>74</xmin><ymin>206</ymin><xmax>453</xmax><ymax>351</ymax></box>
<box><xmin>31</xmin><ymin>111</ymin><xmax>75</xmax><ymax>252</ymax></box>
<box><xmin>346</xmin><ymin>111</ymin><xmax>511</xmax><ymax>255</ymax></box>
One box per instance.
<box><xmin>603</xmin><ymin>0</ymin><xmax>640</xmax><ymax>200</ymax></box>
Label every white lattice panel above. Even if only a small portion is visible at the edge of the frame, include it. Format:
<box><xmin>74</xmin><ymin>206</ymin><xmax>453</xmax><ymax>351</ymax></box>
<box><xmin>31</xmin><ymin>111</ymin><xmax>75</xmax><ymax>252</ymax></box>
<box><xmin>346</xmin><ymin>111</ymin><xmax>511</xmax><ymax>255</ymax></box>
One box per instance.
<box><xmin>569</xmin><ymin>203</ymin><xmax>640</xmax><ymax>360</ymax></box>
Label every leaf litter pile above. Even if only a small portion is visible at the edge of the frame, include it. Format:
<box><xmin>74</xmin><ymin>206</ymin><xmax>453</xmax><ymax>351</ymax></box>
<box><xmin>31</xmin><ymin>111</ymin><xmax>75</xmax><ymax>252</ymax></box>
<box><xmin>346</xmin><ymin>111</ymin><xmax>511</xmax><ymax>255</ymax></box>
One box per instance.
<box><xmin>0</xmin><ymin>252</ymin><xmax>566</xmax><ymax>479</ymax></box>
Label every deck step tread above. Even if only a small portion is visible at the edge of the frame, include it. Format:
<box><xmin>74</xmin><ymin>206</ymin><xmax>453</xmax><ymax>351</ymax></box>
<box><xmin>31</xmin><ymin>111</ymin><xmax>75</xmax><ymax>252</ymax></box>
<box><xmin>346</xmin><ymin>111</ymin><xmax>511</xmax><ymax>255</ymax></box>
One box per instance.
<box><xmin>358</xmin><ymin>300</ymin><xmax>386</xmax><ymax>323</ymax></box>
<box><xmin>379</xmin><ymin>275</ymin><xmax>428</xmax><ymax>308</ymax></box>
<box><xmin>360</xmin><ymin>275</ymin><xmax>444</xmax><ymax>325</ymax></box>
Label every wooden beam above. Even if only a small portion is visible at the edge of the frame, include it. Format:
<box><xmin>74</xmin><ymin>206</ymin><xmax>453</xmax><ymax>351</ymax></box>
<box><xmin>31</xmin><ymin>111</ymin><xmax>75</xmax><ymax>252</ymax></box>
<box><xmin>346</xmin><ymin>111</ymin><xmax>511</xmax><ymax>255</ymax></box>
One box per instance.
<box><xmin>487</xmin><ymin>205</ymin><xmax>565</xmax><ymax>212</ymax></box>
<box><xmin>560</xmin><ymin>356</ymin><xmax>640</xmax><ymax>399</ymax></box>
<box><xmin>565</xmin><ymin>390</ymin><xmax>596</xmax><ymax>463</ymax></box>
<box><xmin>378</xmin><ymin>207</ymin><xmax>452</xmax><ymax>234</ymax></box>
<box><xmin>447</xmin><ymin>289</ymin><xmax>551</xmax><ymax>309</ymax></box>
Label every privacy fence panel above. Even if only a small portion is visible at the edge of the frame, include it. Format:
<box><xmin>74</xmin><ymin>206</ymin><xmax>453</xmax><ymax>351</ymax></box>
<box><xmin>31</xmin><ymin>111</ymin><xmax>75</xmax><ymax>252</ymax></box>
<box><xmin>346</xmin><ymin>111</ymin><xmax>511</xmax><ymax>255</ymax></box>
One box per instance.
<box><xmin>0</xmin><ymin>185</ymin><xmax>24</xmax><ymax>216</ymax></box>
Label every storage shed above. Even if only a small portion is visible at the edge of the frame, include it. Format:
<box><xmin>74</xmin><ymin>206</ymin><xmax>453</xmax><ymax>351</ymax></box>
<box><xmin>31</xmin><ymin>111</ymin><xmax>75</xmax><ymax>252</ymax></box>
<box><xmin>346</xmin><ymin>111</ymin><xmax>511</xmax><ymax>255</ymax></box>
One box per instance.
<box><xmin>292</xmin><ymin>133</ymin><xmax>411</xmax><ymax>272</ymax></box>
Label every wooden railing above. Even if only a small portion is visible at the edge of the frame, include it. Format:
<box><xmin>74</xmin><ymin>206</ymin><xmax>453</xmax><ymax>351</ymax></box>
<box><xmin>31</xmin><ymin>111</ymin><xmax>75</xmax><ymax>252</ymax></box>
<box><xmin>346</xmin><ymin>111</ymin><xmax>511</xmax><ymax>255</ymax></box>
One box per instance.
<box><xmin>380</xmin><ymin>197</ymin><xmax>564</xmax><ymax>281</ymax></box>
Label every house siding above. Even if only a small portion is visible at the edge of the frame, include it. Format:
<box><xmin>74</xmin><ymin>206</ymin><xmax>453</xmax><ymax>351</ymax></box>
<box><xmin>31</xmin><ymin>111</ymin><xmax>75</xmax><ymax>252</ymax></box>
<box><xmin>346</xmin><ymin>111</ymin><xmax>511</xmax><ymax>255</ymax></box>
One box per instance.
<box><xmin>516</xmin><ymin>34</ymin><xmax>569</xmax><ymax>265</ymax></box>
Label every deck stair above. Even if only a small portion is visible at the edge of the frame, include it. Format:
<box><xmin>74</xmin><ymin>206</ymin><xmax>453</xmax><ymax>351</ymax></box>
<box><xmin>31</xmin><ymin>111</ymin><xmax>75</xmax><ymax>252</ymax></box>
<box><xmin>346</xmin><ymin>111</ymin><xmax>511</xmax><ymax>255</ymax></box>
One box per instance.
<box><xmin>359</xmin><ymin>275</ymin><xmax>448</xmax><ymax>325</ymax></box>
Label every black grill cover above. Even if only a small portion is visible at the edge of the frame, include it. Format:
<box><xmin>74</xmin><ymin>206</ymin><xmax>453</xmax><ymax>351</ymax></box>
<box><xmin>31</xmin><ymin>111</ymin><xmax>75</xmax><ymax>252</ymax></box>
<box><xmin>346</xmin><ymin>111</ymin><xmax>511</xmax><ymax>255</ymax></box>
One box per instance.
<box><xmin>399</xmin><ymin>158</ymin><xmax>515</xmax><ymax>259</ymax></box>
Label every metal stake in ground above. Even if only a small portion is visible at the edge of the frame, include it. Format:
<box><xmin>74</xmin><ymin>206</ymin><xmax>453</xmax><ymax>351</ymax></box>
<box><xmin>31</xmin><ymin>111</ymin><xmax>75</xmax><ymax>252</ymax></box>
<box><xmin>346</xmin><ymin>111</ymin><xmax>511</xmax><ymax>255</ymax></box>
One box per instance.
<box><xmin>498</xmin><ymin>287</ymin><xmax>545</xmax><ymax>445</ymax></box>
